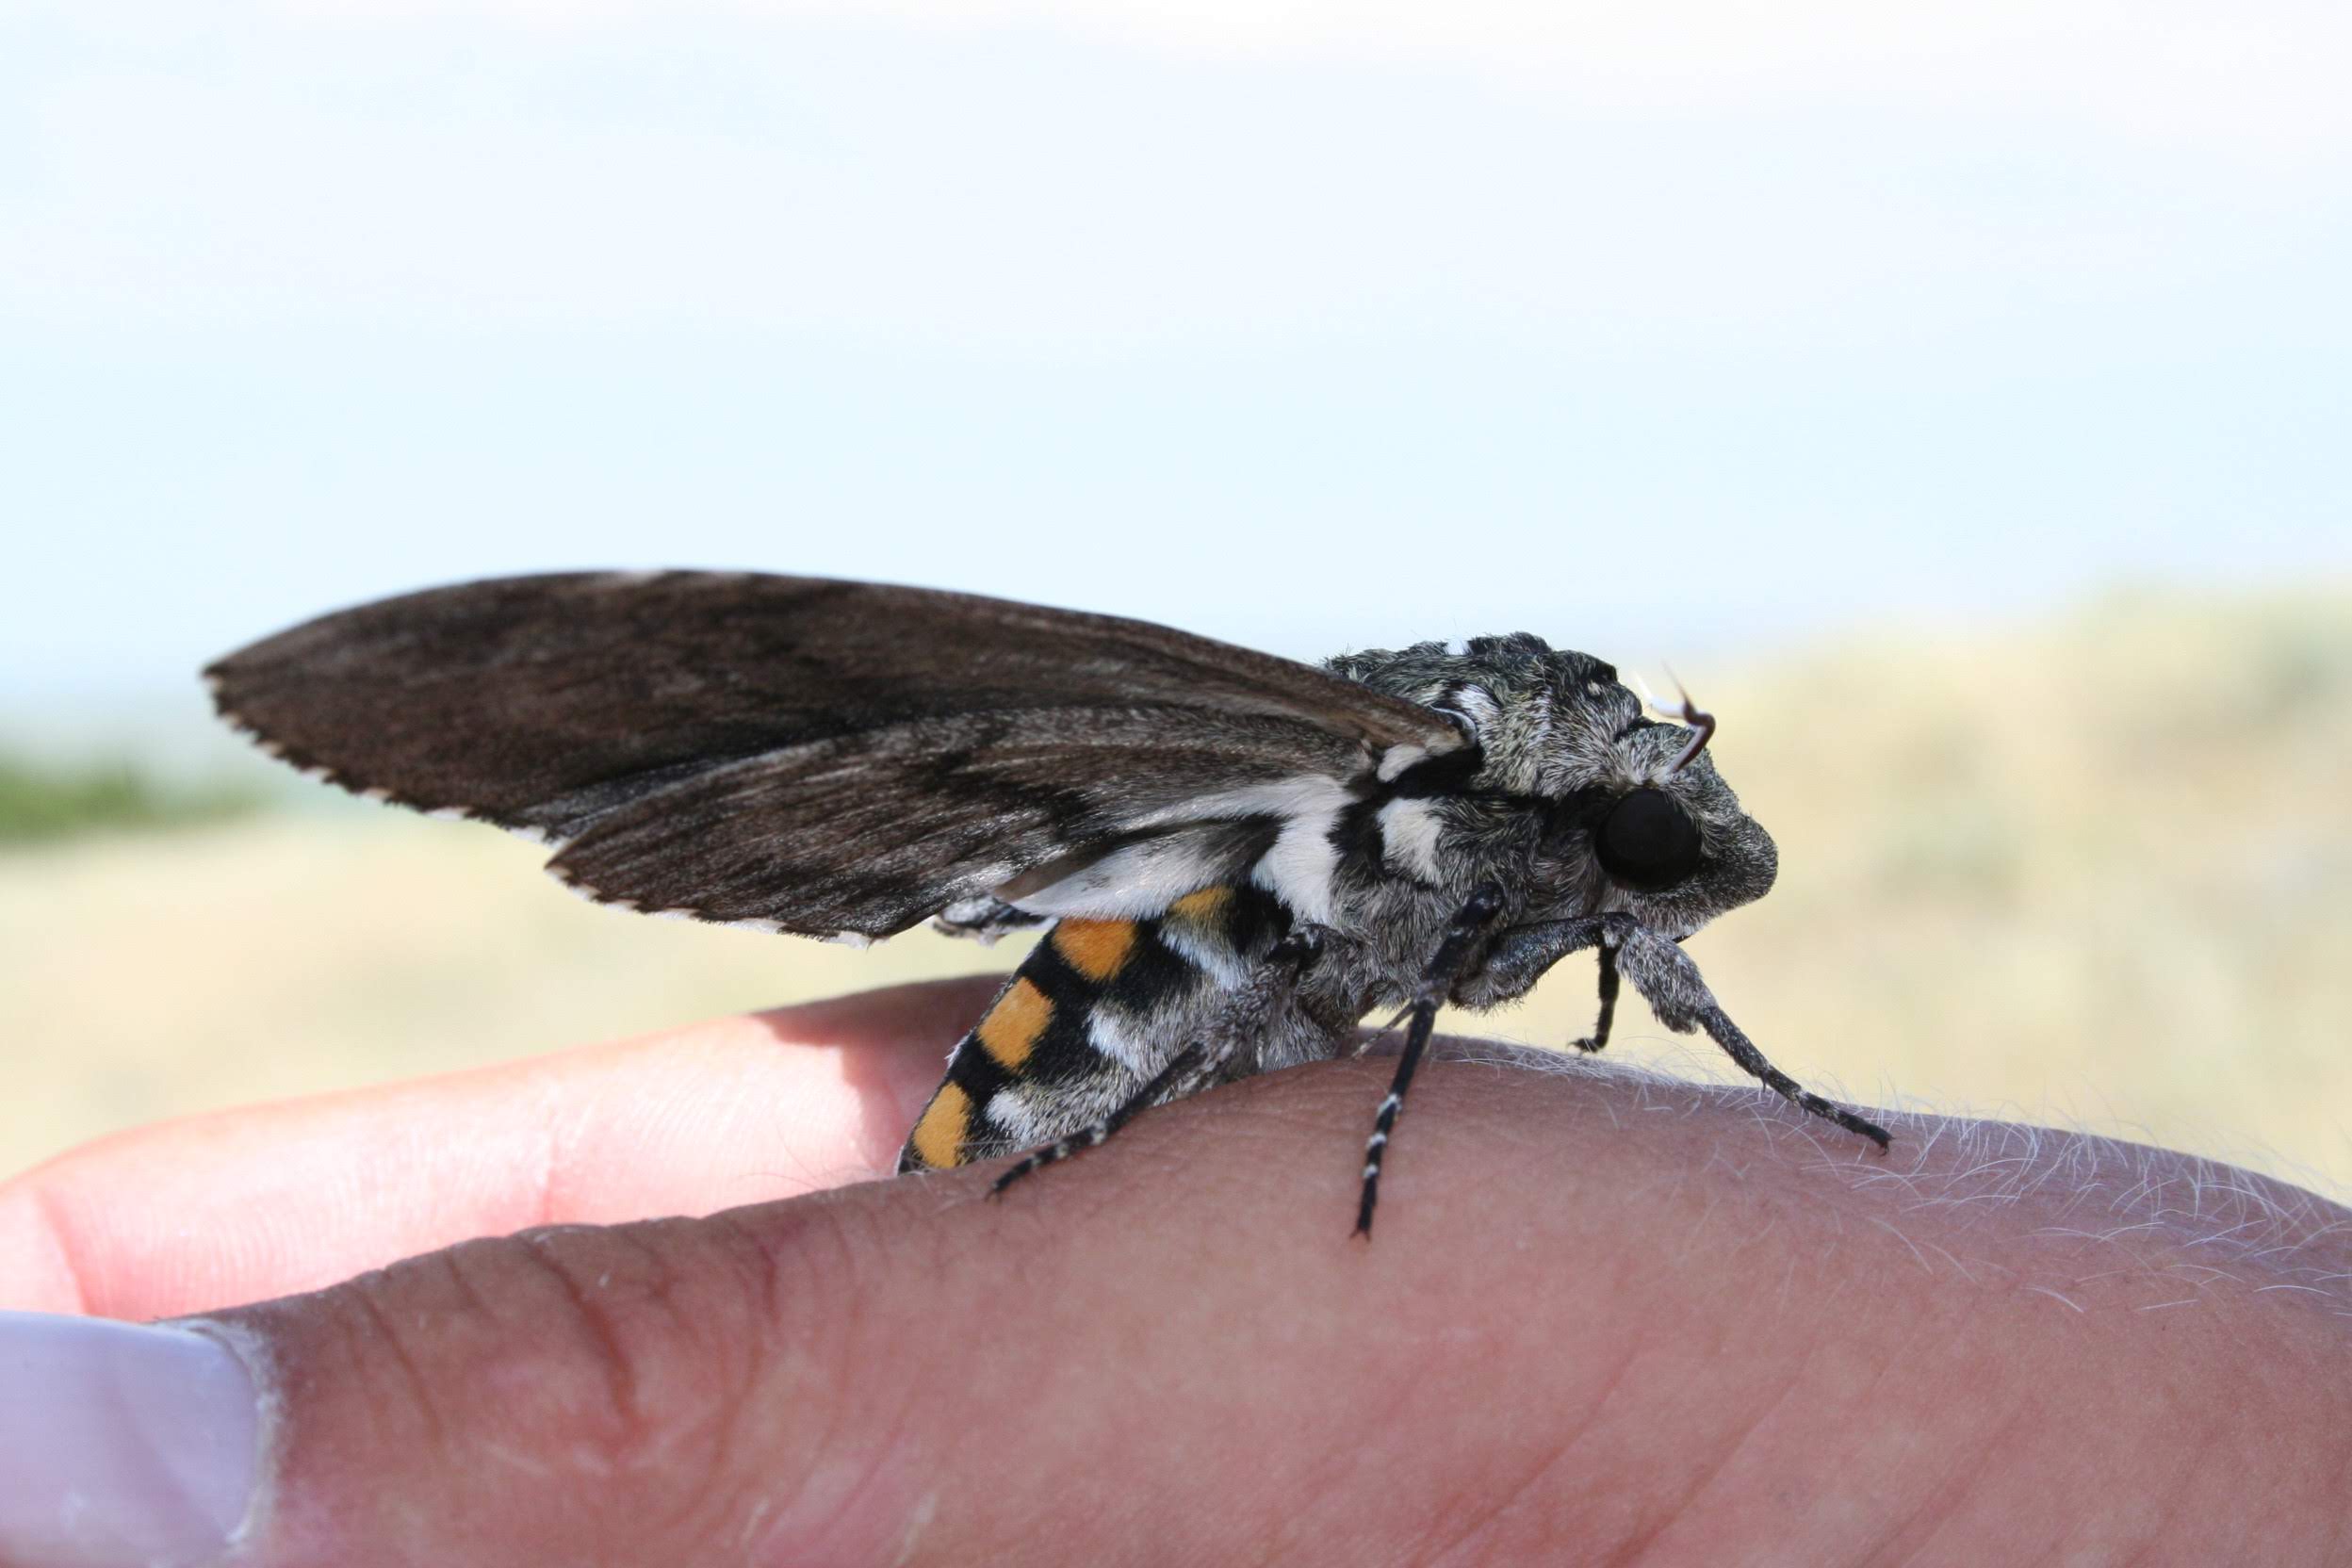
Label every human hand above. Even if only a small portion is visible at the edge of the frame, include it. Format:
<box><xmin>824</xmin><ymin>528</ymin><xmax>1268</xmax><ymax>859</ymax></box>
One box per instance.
<box><xmin>4</xmin><ymin>977</ymin><xmax>2346</xmax><ymax>1565</ymax></box>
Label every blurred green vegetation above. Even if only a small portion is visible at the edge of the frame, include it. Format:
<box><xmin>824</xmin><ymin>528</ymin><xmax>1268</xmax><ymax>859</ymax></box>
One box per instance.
<box><xmin>0</xmin><ymin>753</ymin><xmax>268</xmax><ymax>844</ymax></box>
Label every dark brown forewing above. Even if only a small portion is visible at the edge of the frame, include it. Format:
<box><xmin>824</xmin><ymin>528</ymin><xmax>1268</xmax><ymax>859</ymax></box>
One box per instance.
<box><xmin>206</xmin><ymin>572</ymin><xmax>1462</xmax><ymax>937</ymax></box>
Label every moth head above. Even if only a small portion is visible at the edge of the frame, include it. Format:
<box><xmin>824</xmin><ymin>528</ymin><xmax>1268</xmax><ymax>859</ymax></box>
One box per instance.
<box><xmin>1557</xmin><ymin>694</ymin><xmax>1778</xmax><ymax>938</ymax></box>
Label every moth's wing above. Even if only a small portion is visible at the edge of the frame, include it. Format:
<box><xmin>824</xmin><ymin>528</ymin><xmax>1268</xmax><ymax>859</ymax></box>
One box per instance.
<box><xmin>206</xmin><ymin>571</ymin><xmax>1464</xmax><ymax>939</ymax></box>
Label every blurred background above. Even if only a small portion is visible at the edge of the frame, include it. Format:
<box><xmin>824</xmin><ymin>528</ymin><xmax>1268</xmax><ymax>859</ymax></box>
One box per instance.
<box><xmin>3</xmin><ymin>2</ymin><xmax>2346</xmax><ymax>1190</ymax></box>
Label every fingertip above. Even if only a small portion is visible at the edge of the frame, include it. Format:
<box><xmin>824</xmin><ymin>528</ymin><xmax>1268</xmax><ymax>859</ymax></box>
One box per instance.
<box><xmin>0</xmin><ymin>978</ymin><xmax>1005</xmax><ymax>1321</ymax></box>
<box><xmin>749</xmin><ymin>973</ymin><xmax>1004</xmax><ymax>1058</ymax></box>
<box><xmin>740</xmin><ymin>974</ymin><xmax>1004</xmax><ymax>1171</ymax></box>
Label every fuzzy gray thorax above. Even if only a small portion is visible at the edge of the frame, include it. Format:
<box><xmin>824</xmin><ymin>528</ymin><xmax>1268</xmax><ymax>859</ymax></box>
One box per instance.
<box><xmin>1306</xmin><ymin>634</ymin><xmax>1779</xmax><ymax>1018</ymax></box>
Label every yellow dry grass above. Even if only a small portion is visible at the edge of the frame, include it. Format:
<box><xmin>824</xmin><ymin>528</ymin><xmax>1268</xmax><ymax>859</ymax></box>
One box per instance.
<box><xmin>4</xmin><ymin>587</ymin><xmax>2346</xmax><ymax>1190</ymax></box>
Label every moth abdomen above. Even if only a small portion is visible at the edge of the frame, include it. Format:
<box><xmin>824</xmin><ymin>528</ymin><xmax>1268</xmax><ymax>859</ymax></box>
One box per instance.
<box><xmin>899</xmin><ymin>885</ymin><xmax>1293</xmax><ymax>1173</ymax></box>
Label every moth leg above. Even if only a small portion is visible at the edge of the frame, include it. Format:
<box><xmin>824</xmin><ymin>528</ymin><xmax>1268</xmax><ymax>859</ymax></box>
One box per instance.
<box><xmin>1353</xmin><ymin>882</ymin><xmax>1510</xmax><ymax>1239</ymax></box>
<box><xmin>990</xmin><ymin>928</ymin><xmax>1328</xmax><ymax>1198</ymax></box>
<box><xmin>1447</xmin><ymin>915</ymin><xmax>1606</xmax><ymax>1010</ymax></box>
<box><xmin>1612</xmin><ymin>923</ymin><xmax>1892</xmax><ymax>1151</ymax></box>
<box><xmin>1446</xmin><ymin>913</ymin><xmax>1622</xmax><ymax>1052</ymax></box>
<box><xmin>1572</xmin><ymin>943</ymin><xmax>1621</xmax><ymax>1054</ymax></box>
<box><xmin>929</xmin><ymin>896</ymin><xmax>1047</xmax><ymax>946</ymax></box>
<box><xmin>990</xmin><ymin>1046</ymin><xmax>1210</xmax><ymax>1196</ymax></box>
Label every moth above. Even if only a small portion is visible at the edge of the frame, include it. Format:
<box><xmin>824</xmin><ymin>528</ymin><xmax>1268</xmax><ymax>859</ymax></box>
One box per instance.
<box><xmin>208</xmin><ymin>572</ymin><xmax>1890</xmax><ymax>1234</ymax></box>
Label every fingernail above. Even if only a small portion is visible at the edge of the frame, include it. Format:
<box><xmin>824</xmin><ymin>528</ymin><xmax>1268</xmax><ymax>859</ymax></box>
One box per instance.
<box><xmin>0</xmin><ymin>1312</ymin><xmax>261</xmax><ymax>1568</ymax></box>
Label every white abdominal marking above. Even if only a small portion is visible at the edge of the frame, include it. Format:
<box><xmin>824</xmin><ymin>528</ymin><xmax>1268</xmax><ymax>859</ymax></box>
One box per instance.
<box><xmin>1084</xmin><ymin>1009</ymin><xmax>1157</xmax><ymax>1076</ymax></box>
<box><xmin>982</xmin><ymin>1087</ymin><xmax>1049</xmax><ymax>1143</ymax></box>
<box><xmin>1154</xmin><ymin>915</ymin><xmax>1250</xmax><ymax>989</ymax></box>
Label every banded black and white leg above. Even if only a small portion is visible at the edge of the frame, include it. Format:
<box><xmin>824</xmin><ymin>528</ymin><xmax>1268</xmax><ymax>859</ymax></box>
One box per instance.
<box><xmin>991</xmin><ymin>928</ymin><xmax>1329</xmax><ymax>1197</ymax></box>
<box><xmin>1352</xmin><ymin>882</ymin><xmax>1510</xmax><ymax>1238</ymax></box>
<box><xmin>1437</xmin><ymin>911</ymin><xmax>1889</xmax><ymax>1150</ymax></box>
<box><xmin>989</xmin><ymin>1044</ymin><xmax>1212</xmax><ymax>1195</ymax></box>
<box><xmin>1572</xmin><ymin>940</ymin><xmax>1620</xmax><ymax>1054</ymax></box>
<box><xmin>1607</xmin><ymin>921</ymin><xmax>1890</xmax><ymax>1150</ymax></box>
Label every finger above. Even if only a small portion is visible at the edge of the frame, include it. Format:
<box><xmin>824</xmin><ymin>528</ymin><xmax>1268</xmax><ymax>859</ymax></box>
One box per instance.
<box><xmin>0</xmin><ymin>977</ymin><xmax>1000</xmax><ymax>1321</ymax></box>
<box><xmin>6</xmin><ymin>1058</ymin><xmax>2346</xmax><ymax>1567</ymax></box>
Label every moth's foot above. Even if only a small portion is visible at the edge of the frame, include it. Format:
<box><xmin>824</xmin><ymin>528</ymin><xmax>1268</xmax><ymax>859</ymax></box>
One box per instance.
<box><xmin>988</xmin><ymin>1128</ymin><xmax>1106</xmax><ymax>1198</ymax></box>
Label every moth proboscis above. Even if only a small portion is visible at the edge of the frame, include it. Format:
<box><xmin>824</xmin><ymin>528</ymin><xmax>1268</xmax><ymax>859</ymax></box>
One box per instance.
<box><xmin>207</xmin><ymin>572</ymin><xmax>1891</xmax><ymax>1236</ymax></box>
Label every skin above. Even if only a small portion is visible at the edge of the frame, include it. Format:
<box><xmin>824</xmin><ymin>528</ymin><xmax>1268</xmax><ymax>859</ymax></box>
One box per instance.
<box><xmin>3</xmin><ymin>977</ymin><xmax>2347</xmax><ymax>1566</ymax></box>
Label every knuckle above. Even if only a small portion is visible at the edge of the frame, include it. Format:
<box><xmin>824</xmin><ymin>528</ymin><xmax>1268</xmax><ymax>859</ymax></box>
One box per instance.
<box><xmin>279</xmin><ymin>1200</ymin><xmax>884</xmax><ymax>1547</ymax></box>
<box><xmin>476</xmin><ymin>1211</ymin><xmax>856</xmax><ymax>1478</ymax></box>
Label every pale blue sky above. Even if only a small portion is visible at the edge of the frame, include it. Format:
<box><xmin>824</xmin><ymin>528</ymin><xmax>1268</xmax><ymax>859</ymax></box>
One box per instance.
<box><xmin>4</xmin><ymin>2</ymin><xmax>2346</xmax><ymax>720</ymax></box>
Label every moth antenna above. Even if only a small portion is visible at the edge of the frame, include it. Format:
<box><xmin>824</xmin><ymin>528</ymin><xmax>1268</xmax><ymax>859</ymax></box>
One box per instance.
<box><xmin>1636</xmin><ymin>666</ymin><xmax>1716</xmax><ymax>777</ymax></box>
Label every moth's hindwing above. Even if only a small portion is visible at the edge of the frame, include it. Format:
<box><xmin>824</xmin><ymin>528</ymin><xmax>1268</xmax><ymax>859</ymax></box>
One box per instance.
<box><xmin>901</xmin><ymin>884</ymin><xmax>1290</xmax><ymax>1169</ymax></box>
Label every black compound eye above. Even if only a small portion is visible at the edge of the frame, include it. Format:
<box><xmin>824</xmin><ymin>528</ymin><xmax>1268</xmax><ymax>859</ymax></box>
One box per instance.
<box><xmin>1594</xmin><ymin>788</ymin><xmax>1703</xmax><ymax>890</ymax></box>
